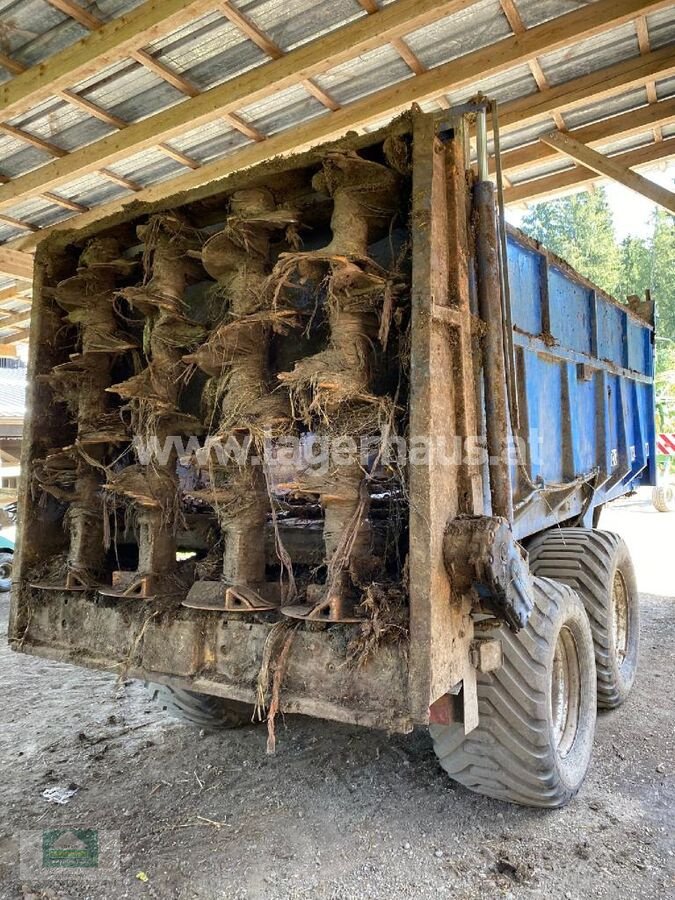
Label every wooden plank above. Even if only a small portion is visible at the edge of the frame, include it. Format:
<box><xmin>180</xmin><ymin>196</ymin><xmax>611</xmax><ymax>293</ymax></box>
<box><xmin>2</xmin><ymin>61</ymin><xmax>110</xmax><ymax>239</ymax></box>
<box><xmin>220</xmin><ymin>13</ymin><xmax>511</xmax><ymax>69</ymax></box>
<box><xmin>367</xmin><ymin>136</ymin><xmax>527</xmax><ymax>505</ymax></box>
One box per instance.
<box><xmin>59</xmin><ymin>89</ymin><xmax>128</xmax><ymax>129</ymax></box>
<box><xmin>0</xmin><ymin>248</ymin><xmax>33</xmax><ymax>280</ymax></box>
<box><xmin>0</xmin><ymin>52</ymin><xmax>27</xmax><ymax>75</ymax></box>
<box><xmin>0</xmin><ymin>327</ymin><xmax>31</xmax><ymax>344</ymax></box>
<box><xmin>0</xmin><ymin>0</ymin><xmax>223</xmax><ymax>119</ymax></box>
<box><xmin>218</xmin><ymin>1</ymin><xmax>283</xmax><ymax>59</ymax></box>
<box><xmin>0</xmin><ymin>344</ymin><xmax>19</xmax><ymax>357</ymax></box>
<box><xmin>98</xmin><ymin>169</ymin><xmax>143</xmax><ymax>191</ymax></box>
<box><xmin>390</xmin><ymin>37</ymin><xmax>427</xmax><ymax>75</ymax></box>
<box><xmin>0</xmin><ymin>124</ymin><xmax>66</xmax><ymax>158</ymax></box>
<box><xmin>157</xmin><ymin>144</ymin><xmax>201</xmax><ymax>169</ymax></box>
<box><xmin>43</xmin><ymin>0</ymin><xmax>103</xmax><ymax>31</ymax></box>
<box><xmin>495</xmin><ymin>45</ymin><xmax>675</xmax><ymax>133</ymax></box>
<box><xmin>130</xmin><ymin>48</ymin><xmax>200</xmax><ymax>97</ymax></box>
<box><xmin>0</xmin><ymin>308</ymin><xmax>32</xmax><ymax>329</ymax></box>
<box><xmin>505</xmin><ymin>138</ymin><xmax>675</xmax><ymax>203</ymax></box>
<box><xmin>496</xmin><ymin>98</ymin><xmax>675</xmax><ymax>174</ymax></box>
<box><xmin>539</xmin><ymin>130</ymin><xmax>675</xmax><ymax>212</ymax></box>
<box><xmin>0</xmin><ymin>282</ymin><xmax>30</xmax><ymax>306</ymax></box>
<box><xmin>0</xmin><ymin>214</ymin><xmax>38</xmax><ymax>232</ymax></box>
<box><xmin>41</xmin><ymin>191</ymin><xmax>90</xmax><ymax>212</ymax></box>
<box><xmin>0</xmin><ymin>0</ymin><xmax>475</xmax><ymax>121</ymax></box>
<box><xmin>10</xmin><ymin>47</ymin><xmax>675</xmax><ymax>249</ymax></box>
<box><xmin>0</xmin><ymin>0</ymin><xmax>665</xmax><ymax>212</ymax></box>
<box><xmin>224</xmin><ymin>112</ymin><xmax>266</xmax><ymax>143</ymax></box>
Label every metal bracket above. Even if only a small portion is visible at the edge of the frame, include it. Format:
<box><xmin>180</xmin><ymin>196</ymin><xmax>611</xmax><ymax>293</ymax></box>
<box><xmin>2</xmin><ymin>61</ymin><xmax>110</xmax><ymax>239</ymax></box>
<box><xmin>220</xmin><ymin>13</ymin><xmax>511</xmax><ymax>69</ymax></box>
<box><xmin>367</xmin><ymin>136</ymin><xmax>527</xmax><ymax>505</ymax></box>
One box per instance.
<box><xmin>443</xmin><ymin>515</ymin><xmax>534</xmax><ymax>630</ymax></box>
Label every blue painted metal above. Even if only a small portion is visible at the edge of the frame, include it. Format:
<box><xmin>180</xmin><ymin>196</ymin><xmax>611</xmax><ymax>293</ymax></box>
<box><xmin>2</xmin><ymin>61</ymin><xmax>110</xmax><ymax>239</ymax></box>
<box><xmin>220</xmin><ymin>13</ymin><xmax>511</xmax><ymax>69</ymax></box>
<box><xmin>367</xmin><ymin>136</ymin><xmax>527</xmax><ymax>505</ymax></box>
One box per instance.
<box><xmin>505</xmin><ymin>228</ymin><xmax>656</xmax><ymax>541</ymax></box>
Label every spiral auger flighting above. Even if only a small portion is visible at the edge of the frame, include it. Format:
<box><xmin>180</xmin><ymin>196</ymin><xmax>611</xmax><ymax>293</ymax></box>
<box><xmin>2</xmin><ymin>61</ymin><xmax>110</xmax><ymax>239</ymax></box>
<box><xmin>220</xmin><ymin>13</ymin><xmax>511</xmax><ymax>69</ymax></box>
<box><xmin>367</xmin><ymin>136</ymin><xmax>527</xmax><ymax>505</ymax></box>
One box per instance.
<box><xmin>30</xmin><ymin>238</ymin><xmax>137</xmax><ymax>592</ymax></box>
<box><xmin>182</xmin><ymin>189</ymin><xmax>301</xmax><ymax>614</ymax></box>
<box><xmin>272</xmin><ymin>151</ymin><xmax>405</xmax><ymax>623</ymax></box>
<box><xmin>99</xmin><ymin>215</ymin><xmax>205</xmax><ymax>601</ymax></box>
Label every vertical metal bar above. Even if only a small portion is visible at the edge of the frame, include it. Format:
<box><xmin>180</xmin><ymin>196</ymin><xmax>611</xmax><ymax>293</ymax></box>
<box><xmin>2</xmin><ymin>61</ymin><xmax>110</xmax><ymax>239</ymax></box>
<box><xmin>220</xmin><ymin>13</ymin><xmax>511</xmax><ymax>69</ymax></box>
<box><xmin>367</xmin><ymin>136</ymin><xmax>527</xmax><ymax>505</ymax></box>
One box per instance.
<box><xmin>474</xmin><ymin>179</ymin><xmax>513</xmax><ymax>522</ymax></box>
<box><xmin>491</xmin><ymin>100</ymin><xmax>519</xmax><ymax>429</ymax></box>
<box><xmin>475</xmin><ymin>108</ymin><xmax>488</xmax><ymax>181</ymax></box>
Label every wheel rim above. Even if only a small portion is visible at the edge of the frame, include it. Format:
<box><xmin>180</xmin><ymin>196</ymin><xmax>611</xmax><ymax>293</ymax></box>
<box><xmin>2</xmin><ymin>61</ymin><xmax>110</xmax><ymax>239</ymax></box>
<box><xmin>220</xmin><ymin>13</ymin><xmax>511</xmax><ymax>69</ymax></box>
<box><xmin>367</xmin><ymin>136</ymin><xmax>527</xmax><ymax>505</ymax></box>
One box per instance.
<box><xmin>0</xmin><ymin>561</ymin><xmax>11</xmax><ymax>580</ymax></box>
<box><xmin>550</xmin><ymin>625</ymin><xmax>582</xmax><ymax>758</ymax></box>
<box><xmin>612</xmin><ymin>570</ymin><xmax>629</xmax><ymax>666</ymax></box>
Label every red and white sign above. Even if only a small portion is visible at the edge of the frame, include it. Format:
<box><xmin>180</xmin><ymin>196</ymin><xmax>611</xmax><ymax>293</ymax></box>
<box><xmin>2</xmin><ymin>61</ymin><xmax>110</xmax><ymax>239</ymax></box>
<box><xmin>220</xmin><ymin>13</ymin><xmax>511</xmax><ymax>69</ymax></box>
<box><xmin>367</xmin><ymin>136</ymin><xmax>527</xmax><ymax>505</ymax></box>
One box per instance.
<box><xmin>657</xmin><ymin>433</ymin><xmax>675</xmax><ymax>456</ymax></box>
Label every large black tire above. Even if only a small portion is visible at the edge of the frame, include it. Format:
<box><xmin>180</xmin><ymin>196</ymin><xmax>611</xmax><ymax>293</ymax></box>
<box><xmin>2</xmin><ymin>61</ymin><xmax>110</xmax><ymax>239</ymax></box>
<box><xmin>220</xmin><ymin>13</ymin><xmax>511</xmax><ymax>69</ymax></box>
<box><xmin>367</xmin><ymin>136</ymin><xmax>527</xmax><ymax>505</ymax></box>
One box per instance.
<box><xmin>0</xmin><ymin>552</ymin><xmax>12</xmax><ymax>592</ymax></box>
<box><xmin>652</xmin><ymin>484</ymin><xmax>675</xmax><ymax>513</ymax></box>
<box><xmin>528</xmin><ymin>528</ymin><xmax>639</xmax><ymax>709</ymax></box>
<box><xmin>431</xmin><ymin>578</ymin><xmax>597</xmax><ymax>808</ymax></box>
<box><xmin>148</xmin><ymin>684</ymin><xmax>255</xmax><ymax>728</ymax></box>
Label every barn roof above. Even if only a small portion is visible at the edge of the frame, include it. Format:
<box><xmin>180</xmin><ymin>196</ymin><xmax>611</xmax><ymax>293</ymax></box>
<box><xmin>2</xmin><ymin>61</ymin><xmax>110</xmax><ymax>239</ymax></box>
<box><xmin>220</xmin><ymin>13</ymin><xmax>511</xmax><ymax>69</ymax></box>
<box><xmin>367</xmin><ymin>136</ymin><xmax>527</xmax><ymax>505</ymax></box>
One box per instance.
<box><xmin>0</xmin><ymin>0</ymin><xmax>673</xmax><ymax>344</ymax></box>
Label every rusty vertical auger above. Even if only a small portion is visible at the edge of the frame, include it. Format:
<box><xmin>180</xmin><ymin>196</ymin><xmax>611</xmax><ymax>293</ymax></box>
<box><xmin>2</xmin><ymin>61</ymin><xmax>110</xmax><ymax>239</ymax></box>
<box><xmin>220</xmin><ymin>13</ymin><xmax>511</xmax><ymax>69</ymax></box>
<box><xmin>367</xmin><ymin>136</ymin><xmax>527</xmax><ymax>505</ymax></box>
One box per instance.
<box><xmin>100</xmin><ymin>215</ymin><xmax>204</xmax><ymax>601</ymax></box>
<box><xmin>30</xmin><ymin>238</ymin><xmax>137</xmax><ymax>592</ymax></box>
<box><xmin>273</xmin><ymin>151</ymin><xmax>402</xmax><ymax>623</ymax></box>
<box><xmin>182</xmin><ymin>189</ymin><xmax>300</xmax><ymax>613</ymax></box>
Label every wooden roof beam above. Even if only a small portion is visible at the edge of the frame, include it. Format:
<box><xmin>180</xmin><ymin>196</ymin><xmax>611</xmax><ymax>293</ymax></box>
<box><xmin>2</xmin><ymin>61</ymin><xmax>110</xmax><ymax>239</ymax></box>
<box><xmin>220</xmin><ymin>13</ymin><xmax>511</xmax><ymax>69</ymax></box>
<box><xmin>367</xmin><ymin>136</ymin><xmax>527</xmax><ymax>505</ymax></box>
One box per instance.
<box><xmin>498</xmin><ymin>0</ymin><xmax>566</xmax><ymax>128</ymax></box>
<box><xmin>0</xmin><ymin>0</ymin><xmax>668</xmax><ymax>215</ymax></box>
<box><xmin>0</xmin><ymin>52</ymin><xmax>26</xmax><ymax>76</ymax></box>
<box><xmin>635</xmin><ymin>15</ymin><xmax>663</xmax><ymax>143</ymax></box>
<box><xmin>496</xmin><ymin>97</ymin><xmax>675</xmax><ymax>174</ymax></box>
<box><xmin>0</xmin><ymin>0</ymin><xmax>227</xmax><ymax>119</ymax></box>
<box><xmin>504</xmin><ymin>138</ymin><xmax>675</xmax><ymax>204</ymax></box>
<box><xmin>0</xmin><ymin>307</ymin><xmax>32</xmax><ymax>330</ymax></box>
<box><xmin>494</xmin><ymin>44</ymin><xmax>675</xmax><ymax>133</ymax></box>
<box><xmin>0</xmin><ymin>0</ymin><xmax>473</xmax><ymax>122</ymax></box>
<box><xmin>0</xmin><ymin>327</ymin><xmax>31</xmax><ymax>344</ymax></box>
<box><xmin>0</xmin><ymin>248</ymin><xmax>33</xmax><ymax>281</ymax></box>
<box><xmin>538</xmin><ymin>130</ymin><xmax>675</xmax><ymax>212</ymax></box>
<box><xmin>7</xmin><ymin>45</ymin><xmax>675</xmax><ymax>250</ymax></box>
<box><xmin>0</xmin><ymin>287</ymin><xmax>30</xmax><ymax>306</ymax></box>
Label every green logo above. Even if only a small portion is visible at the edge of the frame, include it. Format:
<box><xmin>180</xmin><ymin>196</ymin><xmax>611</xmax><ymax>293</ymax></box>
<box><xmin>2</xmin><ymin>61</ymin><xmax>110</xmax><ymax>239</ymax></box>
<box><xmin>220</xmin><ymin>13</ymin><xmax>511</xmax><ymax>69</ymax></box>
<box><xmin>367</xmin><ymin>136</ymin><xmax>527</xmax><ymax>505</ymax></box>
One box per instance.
<box><xmin>42</xmin><ymin>830</ymin><xmax>99</xmax><ymax>869</ymax></box>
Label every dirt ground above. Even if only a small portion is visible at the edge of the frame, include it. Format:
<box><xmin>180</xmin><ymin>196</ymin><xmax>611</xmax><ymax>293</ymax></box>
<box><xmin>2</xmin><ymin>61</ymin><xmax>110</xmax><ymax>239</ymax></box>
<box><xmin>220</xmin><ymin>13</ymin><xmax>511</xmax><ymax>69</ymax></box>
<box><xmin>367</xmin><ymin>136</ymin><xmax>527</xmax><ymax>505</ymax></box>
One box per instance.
<box><xmin>0</xmin><ymin>490</ymin><xmax>673</xmax><ymax>900</ymax></box>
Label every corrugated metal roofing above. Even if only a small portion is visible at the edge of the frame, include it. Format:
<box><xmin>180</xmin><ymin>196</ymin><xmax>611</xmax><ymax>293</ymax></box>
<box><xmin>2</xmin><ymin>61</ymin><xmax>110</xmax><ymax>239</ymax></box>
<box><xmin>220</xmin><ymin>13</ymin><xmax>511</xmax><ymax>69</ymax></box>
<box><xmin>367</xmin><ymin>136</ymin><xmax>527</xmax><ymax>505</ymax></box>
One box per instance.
<box><xmin>237</xmin><ymin>0</ymin><xmax>366</xmax><ymax>51</ymax></box>
<box><xmin>405</xmin><ymin>0</ymin><xmax>512</xmax><ymax>69</ymax></box>
<box><xmin>0</xmin><ymin>0</ymin><xmax>670</xmax><ymax>345</ymax></box>
<box><xmin>0</xmin><ymin>366</ymin><xmax>27</xmax><ymax>415</ymax></box>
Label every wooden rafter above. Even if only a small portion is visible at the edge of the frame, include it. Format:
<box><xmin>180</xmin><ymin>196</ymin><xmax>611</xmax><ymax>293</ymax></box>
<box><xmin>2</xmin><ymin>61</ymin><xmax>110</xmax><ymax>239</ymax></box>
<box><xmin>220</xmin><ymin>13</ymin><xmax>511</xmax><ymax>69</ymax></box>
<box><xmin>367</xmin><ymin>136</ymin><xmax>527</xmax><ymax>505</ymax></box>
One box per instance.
<box><xmin>0</xmin><ymin>124</ymin><xmax>66</xmax><ymax>158</ymax></box>
<box><xmin>41</xmin><ymin>191</ymin><xmax>89</xmax><ymax>212</ymax></box>
<box><xmin>0</xmin><ymin>214</ymin><xmax>38</xmax><ymax>233</ymax></box>
<box><xmin>10</xmin><ymin>40</ymin><xmax>675</xmax><ymax>252</ymax></box>
<box><xmin>357</xmin><ymin>0</ymin><xmax>435</xmax><ymax>92</ymax></box>
<box><xmin>635</xmin><ymin>15</ymin><xmax>663</xmax><ymax>142</ymax></box>
<box><xmin>0</xmin><ymin>327</ymin><xmax>31</xmax><ymax>344</ymax></box>
<box><xmin>505</xmin><ymin>138</ymin><xmax>675</xmax><ymax>204</ymax></box>
<box><xmin>495</xmin><ymin>97</ymin><xmax>675</xmax><ymax>174</ymax></box>
<box><xmin>499</xmin><ymin>0</ymin><xmax>567</xmax><ymax>130</ymax></box>
<box><xmin>0</xmin><ymin>0</ymin><xmax>224</xmax><ymax>119</ymax></box>
<box><xmin>0</xmin><ymin>52</ymin><xmax>26</xmax><ymax>76</ymax></box>
<box><xmin>58</xmin><ymin>89</ymin><xmax>128</xmax><ymax>129</ymax></box>
<box><xmin>539</xmin><ymin>130</ymin><xmax>675</xmax><ymax>212</ymax></box>
<box><xmin>0</xmin><ymin>0</ymin><xmax>470</xmax><ymax>122</ymax></box>
<box><xmin>0</xmin><ymin>0</ymin><xmax>667</xmax><ymax>217</ymax></box>
<box><xmin>98</xmin><ymin>169</ymin><xmax>143</xmax><ymax>192</ymax></box>
<box><xmin>0</xmin><ymin>307</ymin><xmax>32</xmax><ymax>329</ymax></box>
<box><xmin>0</xmin><ymin>248</ymin><xmax>33</xmax><ymax>281</ymax></box>
<box><xmin>43</xmin><ymin>0</ymin><xmax>103</xmax><ymax>31</ymax></box>
<box><xmin>495</xmin><ymin>45</ymin><xmax>675</xmax><ymax>132</ymax></box>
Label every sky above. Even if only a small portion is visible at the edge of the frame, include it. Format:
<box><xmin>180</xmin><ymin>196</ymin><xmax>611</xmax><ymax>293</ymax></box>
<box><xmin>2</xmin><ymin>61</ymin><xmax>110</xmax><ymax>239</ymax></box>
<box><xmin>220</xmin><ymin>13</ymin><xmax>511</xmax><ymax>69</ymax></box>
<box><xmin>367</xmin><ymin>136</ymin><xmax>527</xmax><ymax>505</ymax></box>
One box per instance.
<box><xmin>506</xmin><ymin>161</ymin><xmax>675</xmax><ymax>242</ymax></box>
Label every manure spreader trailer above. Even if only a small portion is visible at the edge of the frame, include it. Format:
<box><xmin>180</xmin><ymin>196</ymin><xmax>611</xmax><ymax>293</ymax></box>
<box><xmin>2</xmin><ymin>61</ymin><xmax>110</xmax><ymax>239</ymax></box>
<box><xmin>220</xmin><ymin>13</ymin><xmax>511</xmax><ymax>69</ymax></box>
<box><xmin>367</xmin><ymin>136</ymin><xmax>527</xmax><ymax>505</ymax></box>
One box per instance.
<box><xmin>10</xmin><ymin>104</ymin><xmax>655</xmax><ymax>807</ymax></box>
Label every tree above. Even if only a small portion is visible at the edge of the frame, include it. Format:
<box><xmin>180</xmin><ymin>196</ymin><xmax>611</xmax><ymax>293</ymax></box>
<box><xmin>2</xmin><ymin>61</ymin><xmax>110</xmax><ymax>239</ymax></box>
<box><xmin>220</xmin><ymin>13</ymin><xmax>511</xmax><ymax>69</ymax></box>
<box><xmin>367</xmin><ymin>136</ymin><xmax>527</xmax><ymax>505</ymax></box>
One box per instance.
<box><xmin>520</xmin><ymin>188</ymin><xmax>622</xmax><ymax>296</ymax></box>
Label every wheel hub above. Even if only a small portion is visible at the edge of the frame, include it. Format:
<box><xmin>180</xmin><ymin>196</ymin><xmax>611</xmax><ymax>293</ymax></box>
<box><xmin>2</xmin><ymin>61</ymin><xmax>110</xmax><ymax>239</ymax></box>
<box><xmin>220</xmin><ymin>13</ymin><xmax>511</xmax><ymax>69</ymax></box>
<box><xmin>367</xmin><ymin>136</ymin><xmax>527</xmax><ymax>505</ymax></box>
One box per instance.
<box><xmin>612</xmin><ymin>570</ymin><xmax>629</xmax><ymax>666</ymax></box>
<box><xmin>550</xmin><ymin>625</ymin><xmax>582</xmax><ymax>758</ymax></box>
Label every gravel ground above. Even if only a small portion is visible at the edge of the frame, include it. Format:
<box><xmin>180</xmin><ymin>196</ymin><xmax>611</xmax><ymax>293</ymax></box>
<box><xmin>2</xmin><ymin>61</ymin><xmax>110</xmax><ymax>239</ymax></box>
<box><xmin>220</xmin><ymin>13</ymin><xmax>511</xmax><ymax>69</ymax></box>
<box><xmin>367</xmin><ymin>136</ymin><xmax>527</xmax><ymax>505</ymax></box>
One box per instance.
<box><xmin>0</xmin><ymin>490</ymin><xmax>673</xmax><ymax>899</ymax></box>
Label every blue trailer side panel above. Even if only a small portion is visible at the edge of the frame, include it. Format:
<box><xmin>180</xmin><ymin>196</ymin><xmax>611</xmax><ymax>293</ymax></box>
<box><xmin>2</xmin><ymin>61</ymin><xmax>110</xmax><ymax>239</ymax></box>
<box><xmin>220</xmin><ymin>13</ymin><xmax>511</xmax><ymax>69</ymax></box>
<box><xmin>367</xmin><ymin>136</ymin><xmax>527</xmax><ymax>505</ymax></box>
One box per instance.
<box><xmin>506</xmin><ymin>229</ymin><xmax>656</xmax><ymax>541</ymax></box>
